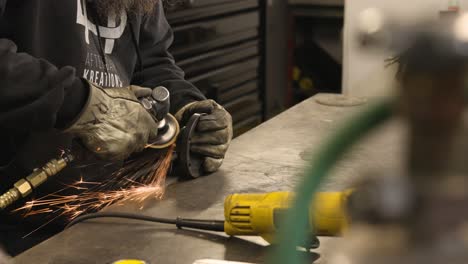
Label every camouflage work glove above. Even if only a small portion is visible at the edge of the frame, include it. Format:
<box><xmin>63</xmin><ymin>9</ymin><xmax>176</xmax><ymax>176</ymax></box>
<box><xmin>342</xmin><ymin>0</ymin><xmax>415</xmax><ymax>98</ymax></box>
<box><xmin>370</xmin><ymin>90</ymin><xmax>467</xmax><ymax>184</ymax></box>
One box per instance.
<box><xmin>176</xmin><ymin>100</ymin><xmax>233</xmax><ymax>173</ymax></box>
<box><xmin>65</xmin><ymin>81</ymin><xmax>158</xmax><ymax>161</ymax></box>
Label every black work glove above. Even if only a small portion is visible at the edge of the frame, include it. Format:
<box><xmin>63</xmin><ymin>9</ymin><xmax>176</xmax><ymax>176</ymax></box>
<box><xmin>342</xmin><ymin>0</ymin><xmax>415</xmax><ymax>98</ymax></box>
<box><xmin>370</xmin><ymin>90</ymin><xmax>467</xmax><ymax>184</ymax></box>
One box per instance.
<box><xmin>175</xmin><ymin>100</ymin><xmax>233</xmax><ymax>173</ymax></box>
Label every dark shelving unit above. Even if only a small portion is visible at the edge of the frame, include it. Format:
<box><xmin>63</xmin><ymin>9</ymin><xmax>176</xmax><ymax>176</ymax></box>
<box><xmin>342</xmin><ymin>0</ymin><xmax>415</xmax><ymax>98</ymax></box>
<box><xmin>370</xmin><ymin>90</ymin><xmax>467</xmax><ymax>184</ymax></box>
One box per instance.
<box><xmin>287</xmin><ymin>1</ymin><xmax>344</xmax><ymax>106</ymax></box>
<box><xmin>166</xmin><ymin>0</ymin><xmax>266</xmax><ymax>137</ymax></box>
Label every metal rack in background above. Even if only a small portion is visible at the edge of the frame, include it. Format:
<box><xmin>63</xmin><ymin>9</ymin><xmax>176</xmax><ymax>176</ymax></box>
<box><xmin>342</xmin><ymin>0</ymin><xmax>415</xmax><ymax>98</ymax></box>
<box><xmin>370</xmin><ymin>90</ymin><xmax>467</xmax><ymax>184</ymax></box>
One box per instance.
<box><xmin>166</xmin><ymin>0</ymin><xmax>264</xmax><ymax>137</ymax></box>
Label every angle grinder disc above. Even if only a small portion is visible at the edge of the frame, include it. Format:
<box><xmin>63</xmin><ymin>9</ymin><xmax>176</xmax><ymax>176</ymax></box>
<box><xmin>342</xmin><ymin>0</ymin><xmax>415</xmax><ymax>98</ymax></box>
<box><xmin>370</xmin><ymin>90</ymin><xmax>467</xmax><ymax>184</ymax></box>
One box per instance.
<box><xmin>146</xmin><ymin>114</ymin><xmax>180</xmax><ymax>149</ymax></box>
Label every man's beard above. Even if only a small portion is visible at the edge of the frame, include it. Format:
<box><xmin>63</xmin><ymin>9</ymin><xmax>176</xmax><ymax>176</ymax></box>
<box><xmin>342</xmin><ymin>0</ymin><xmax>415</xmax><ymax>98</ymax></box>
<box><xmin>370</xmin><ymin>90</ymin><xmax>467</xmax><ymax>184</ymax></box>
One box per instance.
<box><xmin>95</xmin><ymin>0</ymin><xmax>159</xmax><ymax>17</ymax></box>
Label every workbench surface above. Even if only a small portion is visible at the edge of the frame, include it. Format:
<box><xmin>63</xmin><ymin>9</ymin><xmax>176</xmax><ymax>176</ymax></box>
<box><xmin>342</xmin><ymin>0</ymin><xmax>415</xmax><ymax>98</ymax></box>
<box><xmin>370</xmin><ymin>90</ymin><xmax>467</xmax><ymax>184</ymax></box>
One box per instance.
<box><xmin>15</xmin><ymin>95</ymin><xmax>403</xmax><ymax>264</ymax></box>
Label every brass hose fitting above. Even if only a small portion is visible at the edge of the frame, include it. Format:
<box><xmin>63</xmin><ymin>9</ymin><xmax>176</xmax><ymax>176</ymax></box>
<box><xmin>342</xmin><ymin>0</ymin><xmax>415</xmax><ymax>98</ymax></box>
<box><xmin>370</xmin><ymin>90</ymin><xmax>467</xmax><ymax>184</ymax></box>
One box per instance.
<box><xmin>0</xmin><ymin>188</ymin><xmax>21</xmax><ymax>210</ymax></box>
<box><xmin>0</xmin><ymin>153</ymin><xmax>74</xmax><ymax>210</ymax></box>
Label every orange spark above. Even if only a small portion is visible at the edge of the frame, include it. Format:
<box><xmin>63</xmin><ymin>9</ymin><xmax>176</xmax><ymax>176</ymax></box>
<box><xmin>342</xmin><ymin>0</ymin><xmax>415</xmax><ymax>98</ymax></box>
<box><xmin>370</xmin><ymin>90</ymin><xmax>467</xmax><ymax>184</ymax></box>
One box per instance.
<box><xmin>16</xmin><ymin>145</ymin><xmax>175</xmax><ymax>223</ymax></box>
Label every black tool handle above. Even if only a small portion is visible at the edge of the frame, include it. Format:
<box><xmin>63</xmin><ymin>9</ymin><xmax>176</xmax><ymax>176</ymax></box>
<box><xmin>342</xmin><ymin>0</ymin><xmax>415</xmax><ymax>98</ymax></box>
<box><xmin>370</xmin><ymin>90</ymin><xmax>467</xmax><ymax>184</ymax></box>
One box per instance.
<box><xmin>152</xmin><ymin>86</ymin><xmax>170</xmax><ymax>121</ymax></box>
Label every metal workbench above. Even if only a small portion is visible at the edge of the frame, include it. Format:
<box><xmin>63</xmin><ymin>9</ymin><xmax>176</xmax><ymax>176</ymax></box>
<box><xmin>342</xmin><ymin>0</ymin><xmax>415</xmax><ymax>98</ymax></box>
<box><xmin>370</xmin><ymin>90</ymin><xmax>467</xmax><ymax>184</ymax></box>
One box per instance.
<box><xmin>15</xmin><ymin>95</ymin><xmax>403</xmax><ymax>264</ymax></box>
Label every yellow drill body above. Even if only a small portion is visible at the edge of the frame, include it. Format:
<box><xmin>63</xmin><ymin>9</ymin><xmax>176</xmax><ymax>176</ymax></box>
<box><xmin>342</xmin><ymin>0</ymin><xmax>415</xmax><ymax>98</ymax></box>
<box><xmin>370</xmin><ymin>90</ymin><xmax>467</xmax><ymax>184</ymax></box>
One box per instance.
<box><xmin>224</xmin><ymin>191</ymin><xmax>351</xmax><ymax>243</ymax></box>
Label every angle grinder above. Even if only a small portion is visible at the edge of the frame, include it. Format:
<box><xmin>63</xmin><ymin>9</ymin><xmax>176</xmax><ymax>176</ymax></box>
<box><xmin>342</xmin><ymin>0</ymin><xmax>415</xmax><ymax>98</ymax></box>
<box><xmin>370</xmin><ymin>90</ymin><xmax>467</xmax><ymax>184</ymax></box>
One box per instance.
<box><xmin>139</xmin><ymin>86</ymin><xmax>180</xmax><ymax>149</ymax></box>
<box><xmin>139</xmin><ymin>86</ymin><xmax>204</xmax><ymax>179</ymax></box>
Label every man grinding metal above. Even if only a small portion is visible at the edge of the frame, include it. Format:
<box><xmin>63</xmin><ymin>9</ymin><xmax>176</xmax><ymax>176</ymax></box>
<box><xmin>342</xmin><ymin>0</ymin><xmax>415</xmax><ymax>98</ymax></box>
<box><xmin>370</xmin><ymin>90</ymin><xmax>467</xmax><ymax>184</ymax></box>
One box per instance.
<box><xmin>0</xmin><ymin>0</ymin><xmax>233</xmax><ymax>256</ymax></box>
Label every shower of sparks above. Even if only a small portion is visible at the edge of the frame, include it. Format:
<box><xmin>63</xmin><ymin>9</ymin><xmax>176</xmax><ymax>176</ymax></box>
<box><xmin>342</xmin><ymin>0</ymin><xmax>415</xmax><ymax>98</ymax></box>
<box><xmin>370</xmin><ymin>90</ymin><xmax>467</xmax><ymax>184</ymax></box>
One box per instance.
<box><xmin>15</xmin><ymin>145</ymin><xmax>175</xmax><ymax>221</ymax></box>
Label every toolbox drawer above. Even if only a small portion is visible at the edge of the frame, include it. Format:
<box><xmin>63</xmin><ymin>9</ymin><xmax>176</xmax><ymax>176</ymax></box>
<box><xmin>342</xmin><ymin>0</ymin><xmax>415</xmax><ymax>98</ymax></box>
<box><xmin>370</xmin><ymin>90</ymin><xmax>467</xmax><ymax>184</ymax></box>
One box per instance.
<box><xmin>166</xmin><ymin>0</ymin><xmax>234</xmax><ymax>10</ymax></box>
<box><xmin>230</xmin><ymin>101</ymin><xmax>262</xmax><ymax>124</ymax></box>
<box><xmin>188</xmin><ymin>58</ymin><xmax>259</xmax><ymax>99</ymax></box>
<box><xmin>171</xmin><ymin>12</ymin><xmax>260</xmax><ymax>60</ymax></box>
<box><xmin>167</xmin><ymin>1</ymin><xmax>264</xmax><ymax>136</ymax></box>
<box><xmin>224</xmin><ymin>92</ymin><xmax>261</xmax><ymax>121</ymax></box>
<box><xmin>189</xmin><ymin>58</ymin><xmax>259</xmax><ymax>84</ymax></box>
<box><xmin>166</xmin><ymin>0</ymin><xmax>259</xmax><ymax>24</ymax></box>
<box><xmin>179</xmin><ymin>41</ymin><xmax>259</xmax><ymax>78</ymax></box>
<box><xmin>215</xmin><ymin>70</ymin><xmax>257</xmax><ymax>93</ymax></box>
<box><xmin>218</xmin><ymin>80</ymin><xmax>258</xmax><ymax>104</ymax></box>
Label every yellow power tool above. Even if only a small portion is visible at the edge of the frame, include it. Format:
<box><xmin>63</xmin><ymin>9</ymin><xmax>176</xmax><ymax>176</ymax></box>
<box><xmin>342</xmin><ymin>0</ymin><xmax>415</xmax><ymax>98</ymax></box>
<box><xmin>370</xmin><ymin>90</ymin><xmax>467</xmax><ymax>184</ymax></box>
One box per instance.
<box><xmin>223</xmin><ymin>191</ymin><xmax>352</xmax><ymax>243</ymax></box>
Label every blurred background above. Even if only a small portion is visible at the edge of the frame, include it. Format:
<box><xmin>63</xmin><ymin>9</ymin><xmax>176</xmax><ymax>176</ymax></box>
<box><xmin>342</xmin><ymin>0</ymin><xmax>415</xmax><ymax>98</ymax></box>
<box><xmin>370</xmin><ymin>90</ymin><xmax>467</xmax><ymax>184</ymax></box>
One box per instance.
<box><xmin>165</xmin><ymin>0</ymin><xmax>466</xmax><ymax>137</ymax></box>
<box><xmin>164</xmin><ymin>0</ymin><xmax>344</xmax><ymax>137</ymax></box>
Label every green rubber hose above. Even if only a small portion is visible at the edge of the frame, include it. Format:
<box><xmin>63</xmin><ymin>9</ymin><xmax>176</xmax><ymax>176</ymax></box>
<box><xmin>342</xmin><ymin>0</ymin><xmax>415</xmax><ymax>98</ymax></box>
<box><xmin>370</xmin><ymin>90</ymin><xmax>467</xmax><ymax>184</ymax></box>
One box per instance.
<box><xmin>270</xmin><ymin>97</ymin><xmax>395</xmax><ymax>264</ymax></box>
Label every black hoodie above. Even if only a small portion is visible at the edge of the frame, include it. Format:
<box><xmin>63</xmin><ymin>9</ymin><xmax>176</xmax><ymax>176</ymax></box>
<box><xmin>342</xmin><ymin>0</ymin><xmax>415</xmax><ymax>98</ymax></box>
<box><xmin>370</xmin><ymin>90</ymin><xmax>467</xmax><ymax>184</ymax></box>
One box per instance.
<box><xmin>0</xmin><ymin>0</ymin><xmax>205</xmax><ymax>255</ymax></box>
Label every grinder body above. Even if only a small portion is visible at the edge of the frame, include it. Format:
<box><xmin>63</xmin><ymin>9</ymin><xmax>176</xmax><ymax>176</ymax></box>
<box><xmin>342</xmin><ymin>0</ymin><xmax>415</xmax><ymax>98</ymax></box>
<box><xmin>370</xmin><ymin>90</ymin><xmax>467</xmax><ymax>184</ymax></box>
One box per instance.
<box><xmin>140</xmin><ymin>86</ymin><xmax>180</xmax><ymax>149</ymax></box>
<box><xmin>223</xmin><ymin>191</ymin><xmax>351</xmax><ymax>243</ymax></box>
